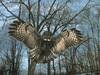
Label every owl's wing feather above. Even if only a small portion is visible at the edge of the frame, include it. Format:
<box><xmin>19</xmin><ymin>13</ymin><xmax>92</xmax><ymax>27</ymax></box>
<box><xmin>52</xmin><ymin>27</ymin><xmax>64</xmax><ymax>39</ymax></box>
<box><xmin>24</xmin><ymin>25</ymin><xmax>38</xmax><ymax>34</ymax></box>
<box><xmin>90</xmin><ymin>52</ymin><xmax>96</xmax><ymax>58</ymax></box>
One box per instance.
<box><xmin>52</xmin><ymin>28</ymin><xmax>83</xmax><ymax>53</ymax></box>
<box><xmin>9</xmin><ymin>21</ymin><xmax>55</xmax><ymax>63</ymax></box>
<box><xmin>9</xmin><ymin>21</ymin><xmax>43</xmax><ymax>63</ymax></box>
<box><xmin>8</xmin><ymin>20</ymin><xmax>39</xmax><ymax>49</ymax></box>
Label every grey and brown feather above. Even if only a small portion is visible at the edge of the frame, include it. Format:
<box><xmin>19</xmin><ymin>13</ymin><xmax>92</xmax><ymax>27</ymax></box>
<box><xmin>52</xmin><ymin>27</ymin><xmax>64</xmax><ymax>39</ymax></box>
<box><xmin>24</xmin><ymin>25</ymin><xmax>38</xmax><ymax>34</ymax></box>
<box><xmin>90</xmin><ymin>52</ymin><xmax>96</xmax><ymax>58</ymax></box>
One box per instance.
<box><xmin>8</xmin><ymin>21</ymin><xmax>83</xmax><ymax>63</ymax></box>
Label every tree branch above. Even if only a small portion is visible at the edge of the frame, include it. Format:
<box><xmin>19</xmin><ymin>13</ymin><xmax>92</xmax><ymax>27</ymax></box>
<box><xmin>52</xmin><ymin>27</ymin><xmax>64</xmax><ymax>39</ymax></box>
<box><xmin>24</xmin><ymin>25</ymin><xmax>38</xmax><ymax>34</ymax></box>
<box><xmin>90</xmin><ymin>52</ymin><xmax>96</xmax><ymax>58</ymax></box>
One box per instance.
<box><xmin>38</xmin><ymin>0</ymin><xmax>57</xmax><ymax>30</ymax></box>
<box><xmin>37</xmin><ymin>0</ymin><xmax>41</xmax><ymax>29</ymax></box>
<box><xmin>22</xmin><ymin>1</ymin><xmax>35</xmax><ymax>27</ymax></box>
<box><xmin>0</xmin><ymin>2</ymin><xmax>24</xmax><ymax>22</ymax></box>
<box><xmin>57</xmin><ymin>0</ymin><xmax>91</xmax><ymax>31</ymax></box>
<box><xmin>18</xmin><ymin>0</ymin><xmax>22</xmax><ymax>18</ymax></box>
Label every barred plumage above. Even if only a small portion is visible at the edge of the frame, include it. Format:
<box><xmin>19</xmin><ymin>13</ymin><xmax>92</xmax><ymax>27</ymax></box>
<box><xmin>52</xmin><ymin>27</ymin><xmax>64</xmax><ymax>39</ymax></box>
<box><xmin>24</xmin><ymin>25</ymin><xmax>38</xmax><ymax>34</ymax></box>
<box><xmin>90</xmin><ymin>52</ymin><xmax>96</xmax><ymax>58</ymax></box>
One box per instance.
<box><xmin>8</xmin><ymin>20</ymin><xmax>83</xmax><ymax>63</ymax></box>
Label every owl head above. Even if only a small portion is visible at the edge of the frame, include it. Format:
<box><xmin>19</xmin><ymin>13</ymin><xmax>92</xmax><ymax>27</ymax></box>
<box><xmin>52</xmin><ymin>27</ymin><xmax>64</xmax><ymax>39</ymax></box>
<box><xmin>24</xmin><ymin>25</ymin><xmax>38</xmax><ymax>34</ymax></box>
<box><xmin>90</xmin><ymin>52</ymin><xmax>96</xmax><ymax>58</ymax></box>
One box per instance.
<box><xmin>42</xmin><ymin>31</ymin><xmax>53</xmax><ymax>41</ymax></box>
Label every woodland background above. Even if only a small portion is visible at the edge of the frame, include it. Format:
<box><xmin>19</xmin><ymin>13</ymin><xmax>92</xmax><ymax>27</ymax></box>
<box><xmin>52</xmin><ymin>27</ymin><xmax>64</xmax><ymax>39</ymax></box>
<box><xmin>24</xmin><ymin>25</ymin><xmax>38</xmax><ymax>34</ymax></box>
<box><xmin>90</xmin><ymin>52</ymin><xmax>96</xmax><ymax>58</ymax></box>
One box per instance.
<box><xmin>0</xmin><ymin>0</ymin><xmax>100</xmax><ymax>75</ymax></box>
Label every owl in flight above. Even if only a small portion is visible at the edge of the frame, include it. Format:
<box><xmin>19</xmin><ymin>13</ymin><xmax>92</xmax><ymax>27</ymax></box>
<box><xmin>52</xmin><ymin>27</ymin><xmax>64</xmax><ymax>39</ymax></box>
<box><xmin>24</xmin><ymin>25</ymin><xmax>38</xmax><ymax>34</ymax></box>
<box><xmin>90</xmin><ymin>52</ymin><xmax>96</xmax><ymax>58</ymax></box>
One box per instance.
<box><xmin>8</xmin><ymin>20</ymin><xmax>83</xmax><ymax>63</ymax></box>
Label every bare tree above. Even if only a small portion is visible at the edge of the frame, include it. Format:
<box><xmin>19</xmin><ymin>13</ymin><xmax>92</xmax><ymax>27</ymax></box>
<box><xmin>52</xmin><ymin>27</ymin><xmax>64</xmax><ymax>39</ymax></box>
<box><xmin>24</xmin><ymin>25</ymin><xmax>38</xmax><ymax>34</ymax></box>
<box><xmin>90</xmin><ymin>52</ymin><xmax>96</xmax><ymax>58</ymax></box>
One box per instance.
<box><xmin>1</xmin><ymin>0</ymin><xmax>100</xmax><ymax>75</ymax></box>
<box><xmin>0</xmin><ymin>40</ymin><xmax>23</xmax><ymax>75</ymax></box>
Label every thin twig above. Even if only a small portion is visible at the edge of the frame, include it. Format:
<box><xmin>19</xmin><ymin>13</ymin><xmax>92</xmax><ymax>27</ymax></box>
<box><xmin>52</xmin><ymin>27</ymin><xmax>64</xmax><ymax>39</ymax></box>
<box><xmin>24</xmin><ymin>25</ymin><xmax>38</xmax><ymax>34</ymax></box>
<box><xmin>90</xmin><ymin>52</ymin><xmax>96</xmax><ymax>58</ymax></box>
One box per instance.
<box><xmin>22</xmin><ymin>1</ymin><xmax>35</xmax><ymax>27</ymax></box>
<box><xmin>56</xmin><ymin>0</ymin><xmax>91</xmax><ymax>31</ymax></box>
<box><xmin>0</xmin><ymin>2</ymin><xmax>24</xmax><ymax>22</ymax></box>
<box><xmin>38</xmin><ymin>0</ymin><xmax>57</xmax><ymax>30</ymax></box>
<box><xmin>19</xmin><ymin>0</ymin><xmax>22</xmax><ymax>18</ymax></box>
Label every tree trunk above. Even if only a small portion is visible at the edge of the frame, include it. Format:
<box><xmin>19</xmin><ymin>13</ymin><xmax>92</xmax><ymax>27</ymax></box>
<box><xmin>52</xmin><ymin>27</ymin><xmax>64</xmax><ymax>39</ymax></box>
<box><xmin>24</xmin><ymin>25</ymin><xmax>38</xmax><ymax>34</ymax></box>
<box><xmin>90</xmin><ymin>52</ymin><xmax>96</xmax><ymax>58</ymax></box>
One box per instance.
<box><xmin>0</xmin><ymin>70</ymin><xmax>4</xmax><ymax>75</ymax></box>
<box><xmin>47</xmin><ymin>61</ymin><xmax>51</xmax><ymax>75</ymax></box>
<box><xmin>28</xmin><ymin>58</ymin><xmax>36</xmax><ymax>75</ymax></box>
<box><xmin>53</xmin><ymin>60</ymin><xmax>56</xmax><ymax>75</ymax></box>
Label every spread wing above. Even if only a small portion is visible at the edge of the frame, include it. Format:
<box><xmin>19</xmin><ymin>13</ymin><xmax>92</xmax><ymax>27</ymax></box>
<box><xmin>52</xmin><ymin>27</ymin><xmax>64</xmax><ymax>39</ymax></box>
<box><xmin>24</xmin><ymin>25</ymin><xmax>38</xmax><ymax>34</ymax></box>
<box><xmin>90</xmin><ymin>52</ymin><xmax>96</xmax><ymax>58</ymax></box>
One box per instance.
<box><xmin>52</xmin><ymin>28</ymin><xmax>83</xmax><ymax>53</ymax></box>
<box><xmin>8</xmin><ymin>21</ymin><xmax>55</xmax><ymax>63</ymax></box>
<box><xmin>8</xmin><ymin>21</ymin><xmax>39</xmax><ymax>49</ymax></box>
<box><xmin>8</xmin><ymin>21</ymin><xmax>43</xmax><ymax>63</ymax></box>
